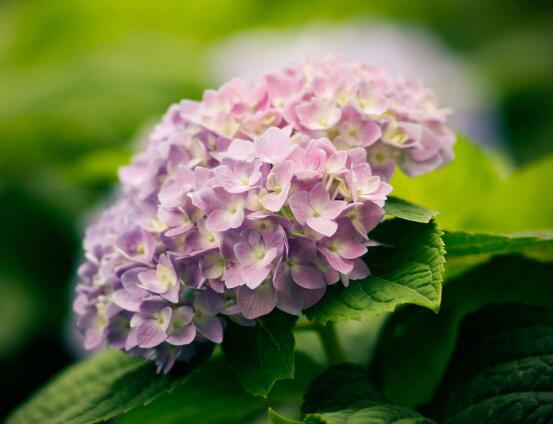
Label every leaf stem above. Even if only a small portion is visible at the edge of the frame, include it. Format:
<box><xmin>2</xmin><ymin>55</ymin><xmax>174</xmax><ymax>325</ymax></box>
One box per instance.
<box><xmin>318</xmin><ymin>322</ymin><xmax>346</xmax><ymax>364</ymax></box>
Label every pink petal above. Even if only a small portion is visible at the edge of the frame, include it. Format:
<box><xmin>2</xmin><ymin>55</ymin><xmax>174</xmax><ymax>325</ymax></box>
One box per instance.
<box><xmin>296</xmin><ymin>98</ymin><xmax>342</xmax><ymax>130</ymax></box>
<box><xmin>288</xmin><ymin>191</ymin><xmax>311</xmax><ymax>225</ymax></box>
<box><xmin>337</xmin><ymin>240</ymin><xmax>367</xmax><ymax>260</ymax></box>
<box><xmin>214</xmin><ymin>165</ymin><xmax>249</xmax><ymax>193</ymax></box>
<box><xmin>309</xmin><ymin>183</ymin><xmax>330</xmax><ymax>211</ymax></box>
<box><xmin>255</xmin><ymin>126</ymin><xmax>295</xmax><ymax>164</ymax></box>
<box><xmin>261</xmin><ymin>186</ymin><xmax>290</xmax><ymax>212</ymax></box>
<box><xmin>234</xmin><ymin>242</ymin><xmax>256</xmax><ymax>266</ymax></box>
<box><xmin>319</xmin><ymin>247</ymin><xmax>354</xmax><ymax>274</ymax></box>
<box><xmin>227</xmin><ymin>139</ymin><xmax>255</xmax><ymax>161</ymax></box>
<box><xmin>242</xmin><ymin>263</ymin><xmax>272</xmax><ymax>289</ymax></box>
<box><xmin>206</xmin><ymin>209</ymin><xmax>243</xmax><ymax>232</ymax></box>
<box><xmin>322</xmin><ymin>200</ymin><xmax>347</xmax><ymax>220</ymax></box>
<box><xmin>307</xmin><ymin>217</ymin><xmax>338</xmax><ymax>237</ymax></box>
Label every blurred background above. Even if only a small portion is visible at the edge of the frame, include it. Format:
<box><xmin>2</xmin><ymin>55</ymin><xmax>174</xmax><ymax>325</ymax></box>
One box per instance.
<box><xmin>1</xmin><ymin>0</ymin><xmax>552</xmax><ymax>419</ymax></box>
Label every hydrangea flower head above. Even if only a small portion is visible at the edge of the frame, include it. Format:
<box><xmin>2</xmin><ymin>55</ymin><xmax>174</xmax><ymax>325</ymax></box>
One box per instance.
<box><xmin>74</xmin><ymin>57</ymin><xmax>455</xmax><ymax>372</ymax></box>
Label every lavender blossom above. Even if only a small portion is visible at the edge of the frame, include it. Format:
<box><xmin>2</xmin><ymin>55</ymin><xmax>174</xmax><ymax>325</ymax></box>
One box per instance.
<box><xmin>74</xmin><ymin>57</ymin><xmax>455</xmax><ymax>372</ymax></box>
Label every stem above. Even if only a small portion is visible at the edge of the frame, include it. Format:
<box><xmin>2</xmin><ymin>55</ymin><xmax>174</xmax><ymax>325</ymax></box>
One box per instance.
<box><xmin>318</xmin><ymin>322</ymin><xmax>346</xmax><ymax>364</ymax></box>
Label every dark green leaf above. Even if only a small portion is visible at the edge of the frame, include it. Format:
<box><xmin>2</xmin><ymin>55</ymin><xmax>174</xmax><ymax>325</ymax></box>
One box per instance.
<box><xmin>306</xmin><ymin>220</ymin><xmax>445</xmax><ymax>323</ymax></box>
<box><xmin>301</xmin><ymin>363</ymin><xmax>382</xmax><ymax>415</ymax></box>
<box><xmin>120</xmin><ymin>352</ymin><xmax>322</xmax><ymax>424</ymax></box>
<box><xmin>431</xmin><ymin>303</ymin><xmax>553</xmax><ymax>423</ymax></box>
<box><xmin>371</xmin><ymin>256</ymin><xmax>553</xmax><ymax>407</ymax></box>
<box><xmin>222</xmin><ymin>310</ymin><xmax>297</xmax><ymax>397</ymax></box>
<box><xmin>384</xmin><ymin>196</ymin><xmax>438</xmax><ymax>223</ymax></box>
<box><xmin>7</xmin><ymin>346</ymin><xmax>212</xmax><ymax>424</ymax></box>
<box><xmin>304</xmin><ymin>401</ymin><xmax>436</xmax><ymax>424</ymax></box>
<box><xmin>269</xmin><ymin>408</ymin><xmax>304</xmax><ymax>424</ymax></box>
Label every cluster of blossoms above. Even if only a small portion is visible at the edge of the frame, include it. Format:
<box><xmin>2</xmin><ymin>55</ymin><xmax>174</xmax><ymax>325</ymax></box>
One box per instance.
<box><xmin>74</xmin><ymin>58</ymin><xmax>455</xmax><ymax>372</ymax></box>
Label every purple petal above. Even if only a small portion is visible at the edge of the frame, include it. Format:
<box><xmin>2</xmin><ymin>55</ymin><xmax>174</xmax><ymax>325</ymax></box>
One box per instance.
<box><xmin>237</xmin><ymin>282</ymin><xmax>278</xmax><ymax>319</ymax></box>
<box><xmin>195</xmin><ymin>316</ymin><xmax>224</xmax><ymax>343</ymax></box>
<box><xmin>167</xmin><ymin>324</ymin><xmax>196</xmax><ymax>346</ymax></box>
<box><xmin>319</xmin><ymin>247</ymin><xmax>354</xmax><ymax>274</ymax></box>
<box><xmin>291</xmin><ymin>264</ymin><xmax>326</xmax><ymax>289</ymax></box>
<box><xmin>137</xmin><ymin>320</ymin><xmax>168</xmax><ymax>348</ymax></box>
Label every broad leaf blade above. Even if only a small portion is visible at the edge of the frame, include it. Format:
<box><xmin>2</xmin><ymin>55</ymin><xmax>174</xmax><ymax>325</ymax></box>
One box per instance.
<box><xmin>120</xmin><ymin>353</ymin><xmax>322</xmax><ymax>424</ymax></box>
<box><xmin>7</xmin><ymin>347</ymin><xmax>211</xmax><ymax>424</ymax></box>
<box><xmin>301</xmin><ymin>363</ymin><xmax>382</xmax><ymax>415</ymax></box>
<box><xmin>431</xmin><ymin>303</ymin><xmax>553</xmax><ymax>424</ymax></box>
<box><xmin>306</xmin><ymin>220</ymin><xmax>445</xmax><ymax>323</ymax></box>
<box><xmin>304</xmin><ymin>401</ymin><xmax>436</xmax><ymax>424</ymax></box>
<box><xmin>371</xmin><ymin>256</ymin><xmax>553</xmax><ymax>407</ymax></box>
<box><xmin>222</xmin><ymin>311</ymin><xmax>297</xmax><ymax>397</ymax></box>
<box><xmin>384</xmin><ymin>196</ymin><xmax>438</xmax><ymax>223</ymax></box>
<box><xmin>443</xmin><ymin>230</ymin><xmax>553</xmax><ymax>257</ymax></box>
<box><xmin>443</xmin><ymin>231</ymin><xmax>553</xmax><ymax>279</ymax></box>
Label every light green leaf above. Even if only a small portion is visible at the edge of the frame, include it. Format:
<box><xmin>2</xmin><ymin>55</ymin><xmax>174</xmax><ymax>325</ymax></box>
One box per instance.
<box><xmin>7</xmin><ymin>347</ymin><xmax>212</xmax><ymax>424</ymax></box>
<box><xmin>443</xmin><ymin>230</ymin><xmax>553</xmax><ymax>257</ymax></box>
<box><xmin>391</xmin><ymin>136</ymin><xmax>553</xmax><ymax>233</ymax></box>
<box><xmin>371</xmin><ymin>256</ymin><xmax>553</xmax><ymax>407</ymax></box>
<box><xmin>222</xmin><ymin>310</ymin><xmax>297</xmax><ymax>397</ymax></box>
<box><xmin>431</xmin><ymin>303</ymin><xmax>553</xmax><ymax>423</ymax></box>
<box><xmin>304</xmin><ymin>401</ymin><xmax>436</xmax><ymax>424</ymax></box>
<box><xmin>306</xmin><ymin>219</ymin><xmax>445</xmax><ymax>323</ymax></box>
<box><xmin>384</xmin><ymin>196</ymin><xmax>438</xmax><ymax>223</ymax></box>
<box><xmin>443</xmin><ymin>230</ymin><xmax>553</xmax><ymax>278</ymax></box>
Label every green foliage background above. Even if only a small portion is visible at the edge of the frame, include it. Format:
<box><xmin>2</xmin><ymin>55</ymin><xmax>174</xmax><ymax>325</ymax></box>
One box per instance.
<box><xmin>1</xmin><ymin>0</ymin><xmax>552</xmax><ymax>421</ymax></box>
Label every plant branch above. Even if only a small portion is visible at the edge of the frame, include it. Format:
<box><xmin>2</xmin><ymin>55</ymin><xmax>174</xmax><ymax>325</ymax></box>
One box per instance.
<box><xmin>318</xmin><ymin>322</ymin><xmax>346</xmax><ymax>364</ymax></box>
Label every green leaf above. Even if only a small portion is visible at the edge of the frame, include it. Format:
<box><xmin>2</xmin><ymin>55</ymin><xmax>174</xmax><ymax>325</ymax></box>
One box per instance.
<box><xmin>120</xmin><ymin>353</ymin><xmax>323</xmax><ymax>424</ymax></box>
<box><xmin>443</xmin><ymin>230</ymin><xmax>553</xmax><ymax>257</ymax></box>
<box><xmin>391</xmin><ymin>136</ymin><xmax>553</xmax><ymax>234</ymax></box>
<box><xmin>7</xmin><ymin>347</ymin><xmax>212</xmax><ymax>424</ymax></box>
<box><xmin>384</xmin><ymin>196</ymin><xmax>438</xmax><ymax>223</ymax></box>
<box><xmin>222</xmin><ymin>310</ymin><xmax>297</xmax><ymax>397</ymax></box>
<box><xmin>306</xmin><ymin>219</ymin><xmax>445</xmax><ymax>323</ymax></box>
<box><xmin>301</xmin><ymin>363</ymin><xmax>382</xmax><ymax>415</ymax></box>
<box><xmin>303</xmin><ymin>401</ymin><xmax>436</xmax><ymax>424</ymax></box>
<box><xmin>370</xmin><ymin>256</ymin><xmax>553</xmax><ymax>407</ymax></box>
<box><xmin>443</xmin><ymin>230</ymin><xmax>553</xmax><ymax>279</ymax></box>
<box><xmin>269</xmin><ymin>408</ymin><xmax>304</xmax><ymax>424</ymax></box>
<box><xmin>430</xmin><ymin>303</ymin><xmax>553</xmax><ymax>423</ymax></box>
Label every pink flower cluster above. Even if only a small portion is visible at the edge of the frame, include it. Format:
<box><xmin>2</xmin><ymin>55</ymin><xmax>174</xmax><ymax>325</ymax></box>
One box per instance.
<box><xmin>74</xmin><ymin>58</ymin><xmax>455</xmax><ymax>372</ymax></box>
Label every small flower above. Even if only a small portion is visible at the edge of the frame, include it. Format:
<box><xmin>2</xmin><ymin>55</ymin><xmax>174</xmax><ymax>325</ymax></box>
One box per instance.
<box><xmin>254</xmin><ymin>126</ymin><xmax>296</xmax><ymax>164</ymax></box>
<box><xmin>289</xmin><ymin>183</ymin><xmax>347</xmax><ymax>237</ymax></box>
<box><xmin>318</xmin><ymin>223</ymin><xmax>368</xmax><ymax>275</ymax></box>
<box><xmin>346</xmin><ymin>163</ymin><xmax>392</xmax><ymax>207</ymax></box>
<box><xmin>261</xmin><ymin>160</ymin><xmax>293</xmax><ymax>212</ymax></box>
<box><xmin>213</xmin><ymin>159</ymin><xmax>263</xmax><ymax>193</ymax></box>
<box><xmin>233</xmin><ymin>229</ymin><xmax>284</xmax><ymax>289</ymax></box>
<box><xmin>116</xmin><ymin>227</ymin><xmax>156</xmax><ymax>265</ymax></box>
<box><xmin>138</xmin><ymin>254</ymin><xmax>180</xmax><ymax>303</ymax></box>
<box><xmin>167</xmin><ymin>306</ymin><xmax>196</xmax><ymax>346</ymax></box>
<box><xmin>135</xmin><ymin>299</ymin><xmax>172</xmax><ymax>349</ymax></box>
<box><xmin>296</xmin><ymin>98</ymin><xmax>342</xmax><ymax>130</ymax></box>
